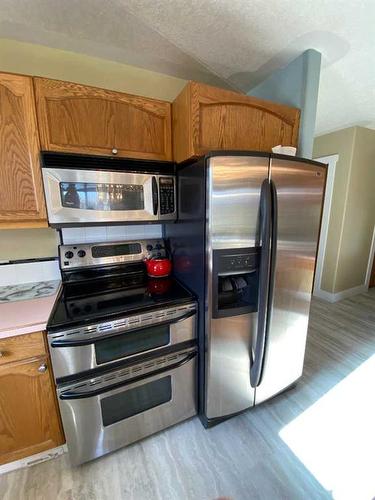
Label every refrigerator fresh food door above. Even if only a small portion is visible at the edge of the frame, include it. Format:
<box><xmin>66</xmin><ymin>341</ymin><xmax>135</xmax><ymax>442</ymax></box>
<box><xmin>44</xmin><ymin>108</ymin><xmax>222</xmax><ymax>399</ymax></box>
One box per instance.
<box><xmin>205</xmin><ymin>154</ymin><xmax>269</xmax><ymax>420</ymax></box>
<box><xmin>254</xmin><ymin>156</ymin><xmax>326</xmax><ymax>405</ymax></box>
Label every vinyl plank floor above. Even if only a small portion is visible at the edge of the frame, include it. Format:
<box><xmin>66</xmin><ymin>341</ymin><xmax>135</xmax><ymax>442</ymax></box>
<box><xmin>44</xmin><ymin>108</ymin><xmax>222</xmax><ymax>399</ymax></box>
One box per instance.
<box><xmin>1</xmin><ymin>289</ymin><xmax>374</xmax><ymax>500</ymax></box>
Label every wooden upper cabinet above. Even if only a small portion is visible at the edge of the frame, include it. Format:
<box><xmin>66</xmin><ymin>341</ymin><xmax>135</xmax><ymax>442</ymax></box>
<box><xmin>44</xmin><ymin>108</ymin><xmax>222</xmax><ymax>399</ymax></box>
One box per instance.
<box><xmin>34</xmin><ymin>77</ymin><xmax>173</xmax><ymax>161</ymax></box>
<box><xmin>0</xmin><ymin>73</ymin><xmax>47</xmax><ymax>228</ymax></box>
<box><xmin>172</xmin><ymin>81</ymin><xmax>300</xmax><ymax>163</ymax></box>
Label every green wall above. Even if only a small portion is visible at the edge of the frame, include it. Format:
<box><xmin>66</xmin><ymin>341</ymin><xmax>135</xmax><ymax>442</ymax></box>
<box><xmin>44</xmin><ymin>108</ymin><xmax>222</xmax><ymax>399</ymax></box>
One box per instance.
<box><xmin>313</xmin><ymin>127</ymin><xmax>375</xmax><ymax>293</ymax></box>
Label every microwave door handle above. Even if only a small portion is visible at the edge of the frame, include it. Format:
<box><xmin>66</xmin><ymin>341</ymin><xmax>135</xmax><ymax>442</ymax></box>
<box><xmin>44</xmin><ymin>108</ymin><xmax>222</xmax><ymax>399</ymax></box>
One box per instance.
<box><xmin>152</xmin><ymin>176</ymin><xmax>158</xmax><ymax>215</ymax></box>
<box><xmin>59</xmin><ymin>349</ymin><xmax>197</xmax><ymax>400</ymax></box>
<box><xmin>50</xmin><ymin>309</ymin><xmax>196</xmax><ymax>347</ymax></box>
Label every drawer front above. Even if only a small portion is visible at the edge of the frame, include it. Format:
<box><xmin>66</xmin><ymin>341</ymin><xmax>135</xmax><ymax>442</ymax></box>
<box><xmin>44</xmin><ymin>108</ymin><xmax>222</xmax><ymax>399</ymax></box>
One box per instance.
<box><xmin>0</xmin><ymin>332</ymin><xmax>46</xmax><ymax>365</ymax></box>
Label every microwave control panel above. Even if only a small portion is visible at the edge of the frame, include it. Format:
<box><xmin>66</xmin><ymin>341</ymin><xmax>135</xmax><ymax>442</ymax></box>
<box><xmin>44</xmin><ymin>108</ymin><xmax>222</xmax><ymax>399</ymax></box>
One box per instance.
<box><xmin>159</xmin><ymin>177</ymin><xmax>175</xmax><ymax>215</ymax></box>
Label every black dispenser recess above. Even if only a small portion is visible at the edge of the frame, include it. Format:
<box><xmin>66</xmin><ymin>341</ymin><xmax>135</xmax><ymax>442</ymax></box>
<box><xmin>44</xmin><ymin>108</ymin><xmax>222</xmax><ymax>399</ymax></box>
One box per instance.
<box><xmin>212</xmin><ymin>247</ymin><xmax>260</xmax><ymax>318</ymax></box>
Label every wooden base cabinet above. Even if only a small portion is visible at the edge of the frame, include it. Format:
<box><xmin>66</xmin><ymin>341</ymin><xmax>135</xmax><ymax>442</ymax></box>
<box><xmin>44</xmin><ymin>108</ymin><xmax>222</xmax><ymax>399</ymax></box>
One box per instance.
<box><xmin>172</xmin><ymin>81</ymin><xmax>300</xmax><ymax>163</ymax></box>
<box><xmin>0</xmin><ymin>73</ymin><xmax>47</xmax><ymax>229</ymax></box>
<box><xmin>34</xmin><ymin>77</ymin><xmax>173</xmax><ymax>161</ymax></box>
<box><xmin>0</xmin><ymin>333</ymin><xmax>64</xmax><ymax>466</ymax></box>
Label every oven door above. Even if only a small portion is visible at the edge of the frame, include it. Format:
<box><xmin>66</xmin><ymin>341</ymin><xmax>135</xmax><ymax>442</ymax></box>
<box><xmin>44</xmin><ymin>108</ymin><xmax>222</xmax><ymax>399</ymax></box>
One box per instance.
<box><xmin>58</xmin><ymin>348</ymin><xmax>197</xmax><ymax>465</ymax></box>
<box><xmin>42</xmin><ymin>167</ymin><xmax>173</xmax><ymax>225</ymax></box>
<box><xmin>48</xmin><ymin>304</ymin><xmax>196</xmax><ymax>380</ymax></box>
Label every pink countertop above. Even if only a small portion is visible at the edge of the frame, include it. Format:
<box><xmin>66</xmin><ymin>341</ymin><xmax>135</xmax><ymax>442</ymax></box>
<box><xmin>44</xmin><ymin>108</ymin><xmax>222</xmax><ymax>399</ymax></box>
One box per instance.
<box><xmin>0</xmin><ymin>285</ymin><xmax>60</xmax><ymax>339</ymax></box>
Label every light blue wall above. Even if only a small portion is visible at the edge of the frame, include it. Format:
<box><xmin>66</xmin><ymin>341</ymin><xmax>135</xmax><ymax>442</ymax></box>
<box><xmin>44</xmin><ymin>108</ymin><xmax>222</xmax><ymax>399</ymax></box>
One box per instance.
<box><xmin>247</xmin><ymin>49</ymin><xmax>321</xmax><ymax>158</ymax></box>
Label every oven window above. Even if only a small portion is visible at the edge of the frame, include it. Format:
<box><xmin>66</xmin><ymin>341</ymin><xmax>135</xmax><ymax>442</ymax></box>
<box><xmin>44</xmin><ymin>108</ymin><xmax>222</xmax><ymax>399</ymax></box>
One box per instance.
<box><xmin>95</xmin><ymin>325</ymin><xmax>170</xmax><ymax>365</ymax></box>
<box><xmin>101</xmin><ymin>376</ymin><xmax>172</xmax><ymax>426</ymax></box>
<box><xmin>59</xmin><ymin>182</ymin><xmax>144</xmax><ymax>211</ymax></box>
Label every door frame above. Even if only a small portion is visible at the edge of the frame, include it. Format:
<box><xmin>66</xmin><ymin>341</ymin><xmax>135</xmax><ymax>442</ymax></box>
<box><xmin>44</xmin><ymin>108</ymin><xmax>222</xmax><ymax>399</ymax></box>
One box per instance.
<box><xmin>365</xmin><ymin>225</ymin><xmax>375</xmax><ymax>288</ymax></box>
<box><xmin>313</xmin><ymin>154</ymin><xmax>338</xmax><ymax>297</ymax></box>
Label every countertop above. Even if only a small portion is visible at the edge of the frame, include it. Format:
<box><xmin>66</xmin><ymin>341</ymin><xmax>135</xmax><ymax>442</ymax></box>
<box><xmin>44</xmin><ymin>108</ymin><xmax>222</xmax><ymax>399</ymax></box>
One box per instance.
<box><xmin>0</xmin><ymin>280</ymin><xmax>61</xmax><ymax>339</ymax></box>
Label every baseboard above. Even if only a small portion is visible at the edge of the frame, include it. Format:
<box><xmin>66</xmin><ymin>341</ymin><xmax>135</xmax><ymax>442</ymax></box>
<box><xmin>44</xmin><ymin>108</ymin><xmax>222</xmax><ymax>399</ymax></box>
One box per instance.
<box><xmin>0</xmin><ymin>444</ymin><xmax>67</xmax><ymax>475</ymax></box>
<box><xmin>314</xmin><ymin>284</ymin><xmax>367</xmax><ymax>303</ymax></box>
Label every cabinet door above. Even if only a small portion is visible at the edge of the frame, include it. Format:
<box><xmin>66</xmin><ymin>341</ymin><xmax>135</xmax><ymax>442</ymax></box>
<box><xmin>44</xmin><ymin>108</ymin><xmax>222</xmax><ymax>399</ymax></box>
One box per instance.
<box><xmin>0</xmin><ymin>331</ymin><xmax>46</xmax><ymax>366</ymax></box>
<box><xmin>173</xmin><ymin>81</ymin><xmax>300</xmax><ymax>162</ymax></box>
<box><xmin>0</xmin><ymin>356</ymin><xmax>64</xmax><ymax>465</ymax></box>
<box><xmin>0</xmin><ymin>73</ymin><xmax>47</xmax><ymax>227</ymax></box>
<box><xmin>34</xmin><ymin>78</ymin><xmax>172</xmax><ymax>161</ymax></box>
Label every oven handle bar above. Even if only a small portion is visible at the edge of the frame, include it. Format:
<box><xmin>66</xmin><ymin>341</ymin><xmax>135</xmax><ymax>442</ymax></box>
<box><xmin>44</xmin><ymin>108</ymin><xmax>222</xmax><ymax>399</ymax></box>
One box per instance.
<box><xmin>59</xmin><ymin>349</ymin><xmax>197</xmax><ymax>400</ymax></box>
<box><xmin>50</xmin><ymin>310</ymin><xmax>196</xmax><ymax>348</ymax></box>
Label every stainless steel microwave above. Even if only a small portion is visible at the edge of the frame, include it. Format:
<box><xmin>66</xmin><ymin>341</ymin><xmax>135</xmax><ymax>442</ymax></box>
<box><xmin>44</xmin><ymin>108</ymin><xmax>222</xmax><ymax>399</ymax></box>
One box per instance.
<box><xmin>41</xmin><ymin>152</ymin><xmax>176</xmax><ymax>227</ymax></box>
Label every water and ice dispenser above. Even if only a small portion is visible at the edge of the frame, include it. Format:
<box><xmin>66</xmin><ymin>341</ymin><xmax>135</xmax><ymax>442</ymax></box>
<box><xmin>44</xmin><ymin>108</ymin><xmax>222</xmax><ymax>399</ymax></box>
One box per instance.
<box><xmin>212</xmin><ymin>247</ymin><xmax>260</xmax><ymax>318</ymax></box>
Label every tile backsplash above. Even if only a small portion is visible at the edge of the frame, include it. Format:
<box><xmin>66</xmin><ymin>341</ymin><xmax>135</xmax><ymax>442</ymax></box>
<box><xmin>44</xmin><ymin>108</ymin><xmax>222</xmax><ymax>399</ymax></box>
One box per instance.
<box><xmin>0</xmin><ymin>260</ymin><xmax>61</xmax><ymax>287</ymax></box>
<box><xmin>61</xmin><ymin>225</ymin><xmax>163</xmax><ymax>244</ymax></box>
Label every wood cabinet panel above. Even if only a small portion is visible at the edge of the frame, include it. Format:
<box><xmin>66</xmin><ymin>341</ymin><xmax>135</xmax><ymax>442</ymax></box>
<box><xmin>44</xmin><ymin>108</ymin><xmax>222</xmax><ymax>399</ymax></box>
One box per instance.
<box><xmin>34</xmin><ymin>78</ymin><xmax>172</xmax><ymax>161</ymax></box>
<box><xmin>0</xmin><ymin>332</ymin><xmax>46</xmax><ymax>367</ymax></box>
<box><xmin>0</xmin><ymin>73</ymin><xmax>47</xmax><ymax>227</ymax></box>
<box><xmin>0</xmin><ymin>355</ymin><xmax>64</xmax><ymax>465</ymax></box>
<box><xmin>172</xmin><ymin>81</ymin><xmax>300</xmax><ymax>163</ymax></box>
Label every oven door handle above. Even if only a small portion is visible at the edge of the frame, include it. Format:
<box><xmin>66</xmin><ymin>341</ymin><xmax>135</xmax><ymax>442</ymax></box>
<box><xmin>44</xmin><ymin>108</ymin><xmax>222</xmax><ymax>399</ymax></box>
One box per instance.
<box><xmin>50</xmin><ymin>309</ymin><xmax>196</xmax><ymax>347</ymax></box>
<box><xmin>59</xmin><ymin>349</ymin><xmax>197</xmax><ymax>400</ymax></box>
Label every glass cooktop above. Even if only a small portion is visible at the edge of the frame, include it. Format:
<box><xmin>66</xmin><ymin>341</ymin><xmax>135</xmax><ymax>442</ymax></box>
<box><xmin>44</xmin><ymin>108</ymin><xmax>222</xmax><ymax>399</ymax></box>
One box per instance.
<box><xmin>47</xmin><ymin>273</ymin><xmax>194</xmax><ymax>332</ymax></box>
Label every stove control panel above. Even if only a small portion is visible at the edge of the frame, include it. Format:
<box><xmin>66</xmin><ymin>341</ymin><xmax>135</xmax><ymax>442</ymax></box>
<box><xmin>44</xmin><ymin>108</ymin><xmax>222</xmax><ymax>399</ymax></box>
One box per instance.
<box><xmin>59</xmin><ymin>239</ymin><xmax>166</xmax><ymax>270</ymax></box>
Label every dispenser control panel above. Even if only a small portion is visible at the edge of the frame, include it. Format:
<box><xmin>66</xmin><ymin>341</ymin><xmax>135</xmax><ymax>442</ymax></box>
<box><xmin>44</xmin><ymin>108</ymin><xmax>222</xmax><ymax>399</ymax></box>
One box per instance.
<box><xmin>212</xmin><ymin>246</ymin><xmax>260</xmax><ymax>318</ymax></box>
<box><xmin>219</xmin><ymin>250</ymin><xmax>259</xmax><ymax>274</ymax></box>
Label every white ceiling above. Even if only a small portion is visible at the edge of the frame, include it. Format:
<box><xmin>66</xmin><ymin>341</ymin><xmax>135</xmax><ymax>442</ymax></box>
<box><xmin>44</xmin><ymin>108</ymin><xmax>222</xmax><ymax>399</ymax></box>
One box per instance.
<box><xmin>1</xmin><ymin>0</ymin><xmax>374</xmax><ymax>135</ymax></box>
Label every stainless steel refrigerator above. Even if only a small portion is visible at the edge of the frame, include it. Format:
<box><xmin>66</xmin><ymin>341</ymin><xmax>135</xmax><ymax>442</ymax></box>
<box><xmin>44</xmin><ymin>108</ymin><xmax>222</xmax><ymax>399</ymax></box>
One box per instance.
<box><xmin>166</xmin><ymin>152</ymin><xmax>326</xmax><ymax>427</ymax></box>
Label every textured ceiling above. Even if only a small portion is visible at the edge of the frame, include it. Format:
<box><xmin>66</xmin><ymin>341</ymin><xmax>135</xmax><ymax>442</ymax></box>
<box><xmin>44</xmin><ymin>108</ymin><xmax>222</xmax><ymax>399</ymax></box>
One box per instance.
<box><xmin>1</xmin><ymin>0</ymin><xmax>374</xmax><ymax>135</ymax></box>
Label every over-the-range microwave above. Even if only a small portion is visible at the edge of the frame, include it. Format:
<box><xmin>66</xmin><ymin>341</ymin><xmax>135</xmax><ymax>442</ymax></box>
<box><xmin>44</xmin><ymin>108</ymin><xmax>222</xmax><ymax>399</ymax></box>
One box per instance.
<box><xmin>41</xmin><ymin>152</ymin><xmax>177</xmax><ymax>227</ymax></box>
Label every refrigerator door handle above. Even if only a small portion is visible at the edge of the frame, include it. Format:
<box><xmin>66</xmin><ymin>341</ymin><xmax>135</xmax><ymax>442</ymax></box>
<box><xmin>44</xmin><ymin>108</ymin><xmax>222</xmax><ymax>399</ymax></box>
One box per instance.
<box><xmin>267</xmin><ymin>179</ymin><xmax>278</xmax><ymax>327</ymax></box>
<box><xmin>250</xmin><ymin>179</ymin><xmax>272</xmax><ymax>388</ymax></box>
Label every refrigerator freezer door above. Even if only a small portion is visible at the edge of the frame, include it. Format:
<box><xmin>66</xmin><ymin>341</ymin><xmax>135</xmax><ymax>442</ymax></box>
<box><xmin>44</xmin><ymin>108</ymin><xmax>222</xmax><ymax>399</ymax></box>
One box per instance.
<box><xmin>255</xmin><ymin>157</ymin><xmax>326</xmax><ymax>404</ymax></box>
<box><xmin>206</xmin><ymin>154</ymin><xmax>269</xmax><ymax>419</ymax></box>
<box><xmin>208</xmin><ymin>155</ymin><xmax>270</xmax><ymax>250</ymax></box>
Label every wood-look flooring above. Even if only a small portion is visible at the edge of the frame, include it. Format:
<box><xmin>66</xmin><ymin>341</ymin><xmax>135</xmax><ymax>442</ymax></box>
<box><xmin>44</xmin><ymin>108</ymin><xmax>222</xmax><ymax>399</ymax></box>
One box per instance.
<box><xmin>1</xmin><ymin>290</ymin><xmax>374</xmax><ymax>500</ymax></box>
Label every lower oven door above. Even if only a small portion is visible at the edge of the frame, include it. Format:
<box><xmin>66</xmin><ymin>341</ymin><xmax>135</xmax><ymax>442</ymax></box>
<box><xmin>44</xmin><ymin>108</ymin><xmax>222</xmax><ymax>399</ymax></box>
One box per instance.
<box><xmin>48</xmin><ymin>303</ymin><xmax>196</xmax><ymax>380</ymax></box>
<box><xmin>58</xmin><ymin>348</ymin><xmax>197</xmax><ymax>465</ymax></box>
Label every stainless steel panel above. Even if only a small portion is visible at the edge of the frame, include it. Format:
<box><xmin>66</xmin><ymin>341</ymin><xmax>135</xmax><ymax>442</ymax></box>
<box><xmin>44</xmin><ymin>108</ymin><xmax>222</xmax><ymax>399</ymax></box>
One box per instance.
<box><xmin>206</xmin><ymin>314</ymin><xmax>256</xmax><ymax>418</ymax></box>
<box><xmin>209</xmin><ymin>155</ymin><xmax>270</xmax><ymax>250</ymax></box>
<box><xmin>42</xmin><ymin>168</ymin><xmax>176</xmax><ymax>224</ymax></box>
<box><xmin>49</xmin><ymin>303</ymin><xmax>196</xmax><ymax>379</ymax></box>
<box><xmin>205</xmin><ymin>155</ymin><xmax>269</xmax><ymax>418</ymax></box>
<box><xmin>58</xmin><ymin>349</ymin><xmax>197</xmax><ymax>465</ymax></box>
<box><xmin>255</xmin><ymin>158</ymin><xmax>326</xmax><ymax>404</ymax></box>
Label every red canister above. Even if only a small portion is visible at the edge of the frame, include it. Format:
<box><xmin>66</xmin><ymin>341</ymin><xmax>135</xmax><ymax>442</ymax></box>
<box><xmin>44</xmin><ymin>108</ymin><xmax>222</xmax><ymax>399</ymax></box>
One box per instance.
<box><xmin>144</xmin><ymin>257</ymin><xmax>172</xmax><ymax>278</ymax></box>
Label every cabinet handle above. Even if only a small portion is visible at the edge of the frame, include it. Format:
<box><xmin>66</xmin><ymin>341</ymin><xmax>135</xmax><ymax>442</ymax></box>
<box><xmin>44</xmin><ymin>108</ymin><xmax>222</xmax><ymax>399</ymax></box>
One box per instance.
<box><xmin>38</xmin><ymin>363</ymin><xmax>48</xmax><ymax>373</ymax></box>
<box><xmin>112</xmin><ymin>148</ymin><xmax>118</xmax><ymax>155</ymax></box>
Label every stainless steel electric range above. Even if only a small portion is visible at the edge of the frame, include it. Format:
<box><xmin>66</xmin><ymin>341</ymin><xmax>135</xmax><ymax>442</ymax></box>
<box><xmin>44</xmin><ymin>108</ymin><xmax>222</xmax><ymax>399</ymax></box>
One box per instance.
<box><xmin>47</xmin><ymin>239</ymin><xmax>197</xmax><ymax>465</ymax></box>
